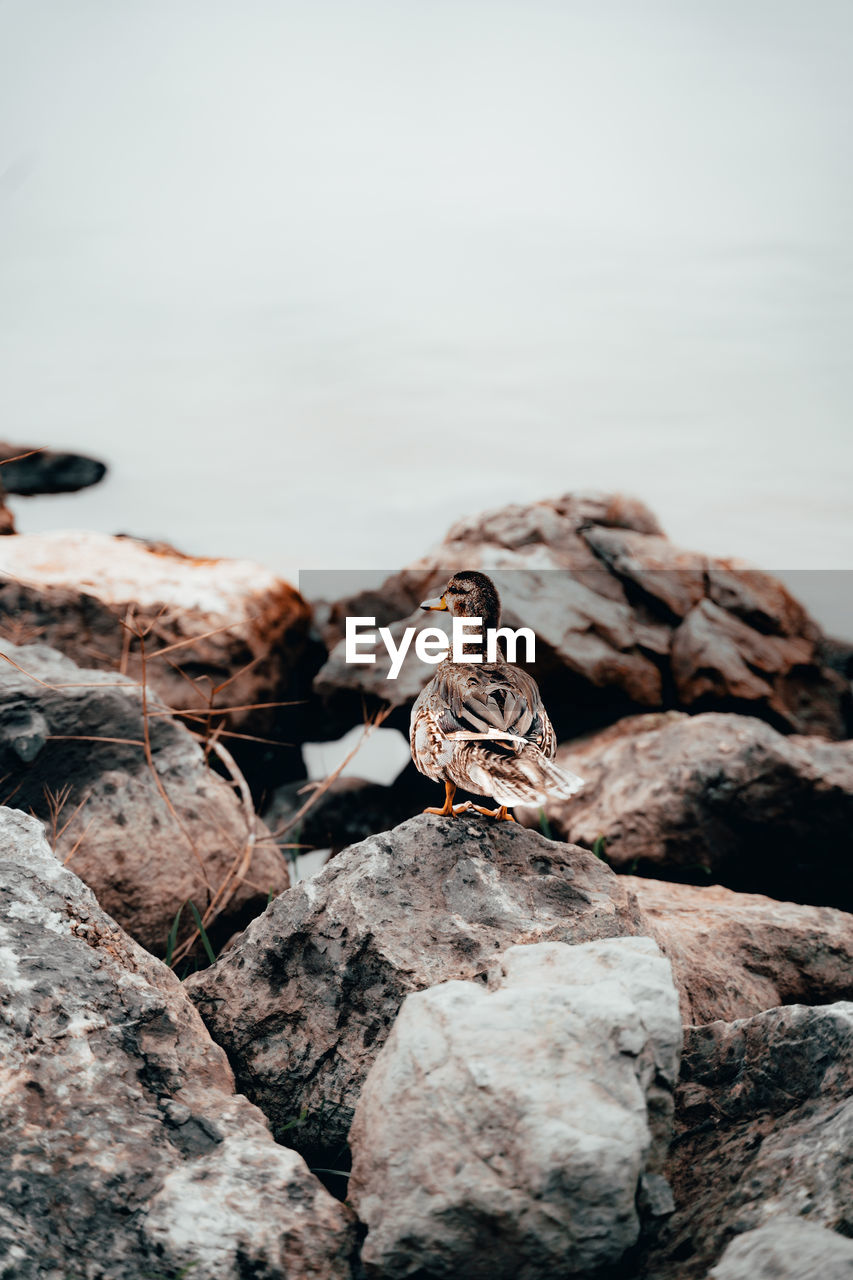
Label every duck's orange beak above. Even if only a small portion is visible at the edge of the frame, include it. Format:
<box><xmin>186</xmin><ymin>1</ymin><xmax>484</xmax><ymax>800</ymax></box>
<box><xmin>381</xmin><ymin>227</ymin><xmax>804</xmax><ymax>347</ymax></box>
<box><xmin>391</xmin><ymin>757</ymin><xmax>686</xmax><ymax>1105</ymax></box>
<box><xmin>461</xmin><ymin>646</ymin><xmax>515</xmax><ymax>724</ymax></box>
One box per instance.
<box><xmin>420</xmin><ymin>594</ymin><xmax>448</xmax><ymax>611</ymax></box>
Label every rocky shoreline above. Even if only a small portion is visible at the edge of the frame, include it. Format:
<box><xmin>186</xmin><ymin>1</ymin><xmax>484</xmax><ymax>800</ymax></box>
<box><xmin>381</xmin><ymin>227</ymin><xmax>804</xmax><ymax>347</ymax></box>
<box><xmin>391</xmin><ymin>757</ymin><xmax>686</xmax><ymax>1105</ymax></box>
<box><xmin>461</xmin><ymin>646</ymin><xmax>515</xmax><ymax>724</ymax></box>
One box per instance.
<box><xmin>1</xmin><ymin>480</ymin><xmax>851</xmax><ymax>1279</ymax></box>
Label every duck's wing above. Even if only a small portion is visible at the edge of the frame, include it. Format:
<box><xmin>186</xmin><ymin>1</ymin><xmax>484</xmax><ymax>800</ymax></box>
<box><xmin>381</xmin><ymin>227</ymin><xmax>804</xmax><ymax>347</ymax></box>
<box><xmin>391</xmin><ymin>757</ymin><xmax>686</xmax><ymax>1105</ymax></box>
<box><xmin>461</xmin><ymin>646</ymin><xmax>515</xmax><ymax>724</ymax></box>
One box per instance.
<box><xmin>433</xmin><ymin>664</ymin><xmax>557</xmax><ymax>757</ymax></box>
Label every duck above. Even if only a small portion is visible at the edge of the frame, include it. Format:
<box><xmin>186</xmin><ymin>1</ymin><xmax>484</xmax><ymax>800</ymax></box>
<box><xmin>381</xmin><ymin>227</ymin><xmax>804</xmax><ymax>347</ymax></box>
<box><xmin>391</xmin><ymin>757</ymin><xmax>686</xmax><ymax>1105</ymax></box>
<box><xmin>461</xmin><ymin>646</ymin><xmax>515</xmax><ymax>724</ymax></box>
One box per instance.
<box><xmin>410</xmin><ymin>570</ymin><xmax>583</xmax><ymax>821</ymax></box>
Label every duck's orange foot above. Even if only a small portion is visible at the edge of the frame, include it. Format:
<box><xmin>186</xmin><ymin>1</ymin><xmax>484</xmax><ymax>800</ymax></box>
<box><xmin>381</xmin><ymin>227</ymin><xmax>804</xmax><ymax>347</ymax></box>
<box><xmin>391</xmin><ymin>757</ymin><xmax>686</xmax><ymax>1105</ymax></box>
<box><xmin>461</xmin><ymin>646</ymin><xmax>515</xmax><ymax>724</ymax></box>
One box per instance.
<box><xmin>423</xmin><ymin>782</ymin><xmax>470</xmax><ymax>817</ymax></box>
<box><xmin>471</xmin><ymin>804</ymin><xmax>516</xmax><ymax>822</ymax></box>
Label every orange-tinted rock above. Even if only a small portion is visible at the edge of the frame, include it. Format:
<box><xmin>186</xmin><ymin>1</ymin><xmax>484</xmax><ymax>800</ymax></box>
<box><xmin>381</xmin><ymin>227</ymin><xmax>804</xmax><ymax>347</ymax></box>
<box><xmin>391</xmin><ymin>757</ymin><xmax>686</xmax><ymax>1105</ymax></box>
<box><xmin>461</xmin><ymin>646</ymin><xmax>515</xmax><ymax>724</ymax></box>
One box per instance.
<box><xmin>0</xmin><ymin>531</ymin><xmax>315</xmax><ymax>793</ymax></box>
<box><xmin>621</xmin><ymin>877</ymin><xmax>853</xmax><ymax>1025</ymax></box>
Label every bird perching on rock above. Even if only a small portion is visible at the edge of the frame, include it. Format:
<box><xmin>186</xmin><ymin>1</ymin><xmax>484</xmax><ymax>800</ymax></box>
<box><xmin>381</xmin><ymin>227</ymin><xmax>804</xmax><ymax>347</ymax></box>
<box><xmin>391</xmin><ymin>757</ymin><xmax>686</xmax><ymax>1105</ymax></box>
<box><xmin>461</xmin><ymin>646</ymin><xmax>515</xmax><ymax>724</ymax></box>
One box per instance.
<box><xmin>410</xmin><ymin>570</ymin><xmax>584</xmax><ymax>821</ymax></box>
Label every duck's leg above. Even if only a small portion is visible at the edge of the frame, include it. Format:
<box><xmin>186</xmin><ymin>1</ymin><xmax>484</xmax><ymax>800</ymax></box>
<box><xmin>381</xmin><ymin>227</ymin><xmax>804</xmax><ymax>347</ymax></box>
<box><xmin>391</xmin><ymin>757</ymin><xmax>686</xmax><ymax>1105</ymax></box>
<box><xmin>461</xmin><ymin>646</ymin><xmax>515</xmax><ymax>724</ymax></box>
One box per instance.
<box><xmin>471</xmin><ymin>804</ymin><xmax>516</xmax><ymax>822</ymax></box>
<box><xmin>424</xmin><ymin>780</ymin><xmax>471</xmax><ymax>817</ymax></box>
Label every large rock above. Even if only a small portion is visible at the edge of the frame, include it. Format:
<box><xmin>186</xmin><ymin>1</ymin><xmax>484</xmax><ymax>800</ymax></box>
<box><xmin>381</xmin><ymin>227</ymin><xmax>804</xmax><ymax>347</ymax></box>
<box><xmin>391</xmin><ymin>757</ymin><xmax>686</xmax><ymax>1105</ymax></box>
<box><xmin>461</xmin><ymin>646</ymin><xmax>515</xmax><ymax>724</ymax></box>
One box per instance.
<box><xmin>709</xmin><ymin>1216</ymin><xmax>853</xmax><ymax>1280</ymax></box>
<box><xmin>187</xmin><ymin>814</ymin><xmax>645</xmax><ymax>1165</ymax></box>
<box><xmin>311</xmin><ymin>492</ymin><xmax>849</xmax><ymax>741</ymax></box>
<box><xmin>621</xmin><ymin>877</ymin><xmax>853</xmax><ymax>1025</ymax></box>
<box><xmin>0</xmin><ymin>439</ymin><xmax>107</xmax><ymax>493</ymax></box>
<box><xmin>0</xmin><ymin>529</ymin><xmax>315</xmax><ymax>793</ymax></box>
<box><xmin>0</xmin><ymin>639</ymin><xmax>288</xmax><ymax>957</ymax></box>
<box><xmin>348</xmin><ymin>937</ymin><xmax>682</xmax><ymax>1280</ymax></box>
<box><xmin>0</xmin><ymin>808</ymin><xmax>355</xmax><ymax>1280</ymax></box>
<box><xmin>528</xmin><ymin>711</ymin><xmax>853</xmax><ymax>909</ymax></box>
<box><xmin>645</xmin><ymin>1002</ymin><xmax>853</xmax><ymax>1279</ymax></box>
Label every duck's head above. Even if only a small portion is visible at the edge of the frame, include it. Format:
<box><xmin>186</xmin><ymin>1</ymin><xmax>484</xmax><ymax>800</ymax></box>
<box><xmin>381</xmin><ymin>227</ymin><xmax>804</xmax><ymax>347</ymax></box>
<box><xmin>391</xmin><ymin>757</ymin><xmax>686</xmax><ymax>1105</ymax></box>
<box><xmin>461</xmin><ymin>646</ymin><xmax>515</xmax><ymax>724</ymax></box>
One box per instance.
<box><xmin>420</xmin><ymin>570</ymin><xmax>501</xmax><ymax>631</ymax></box>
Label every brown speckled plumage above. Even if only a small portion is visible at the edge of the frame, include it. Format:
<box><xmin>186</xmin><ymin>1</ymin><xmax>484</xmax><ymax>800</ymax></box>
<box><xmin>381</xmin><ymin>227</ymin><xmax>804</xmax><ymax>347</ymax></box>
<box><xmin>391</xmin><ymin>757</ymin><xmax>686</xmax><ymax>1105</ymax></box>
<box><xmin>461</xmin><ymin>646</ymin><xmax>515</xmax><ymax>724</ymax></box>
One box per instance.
<box><xmin>410</xmin><ymin>571</ymin><xmax>583</xmax><ymax>819</ymax></box>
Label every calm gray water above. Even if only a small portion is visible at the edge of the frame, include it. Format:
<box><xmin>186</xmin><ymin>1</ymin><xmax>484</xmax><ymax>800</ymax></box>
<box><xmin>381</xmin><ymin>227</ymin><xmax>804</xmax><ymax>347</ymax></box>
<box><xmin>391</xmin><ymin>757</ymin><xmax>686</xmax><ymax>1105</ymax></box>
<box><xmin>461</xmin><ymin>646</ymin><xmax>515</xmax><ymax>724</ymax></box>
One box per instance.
<box><xmin>2</xmin><ymin>2</ymin><xmax>852</xmax><ymax>631</ymax></box>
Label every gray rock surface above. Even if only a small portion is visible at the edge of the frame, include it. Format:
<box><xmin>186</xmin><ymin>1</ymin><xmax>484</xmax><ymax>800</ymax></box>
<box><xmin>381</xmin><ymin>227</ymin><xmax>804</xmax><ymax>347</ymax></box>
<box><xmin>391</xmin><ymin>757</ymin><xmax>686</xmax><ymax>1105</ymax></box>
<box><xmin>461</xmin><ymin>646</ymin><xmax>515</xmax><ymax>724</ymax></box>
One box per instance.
<box><xmin>620</xmin><ymin>876</ymin><xmax>853</xmax><ymax>1024</ymax></box>
<box><xmin>0</xmin><ymin>807</ymin><xmax>355</xmax><ymax>1280</ymax></box>
<box><xmin>527</xmin><ymin>711</ymin><xmax>853</xmax><ymax>909</ymax></box>
<box><xmin>312</xmin><ymin>492</ymin><xmax>849</xmax><ymax>741</ymax></box>
<box><xmin>708</xmin><ymin>1216</ymin><xmax>853</xmax><ymax>1279</ymax></box>
<box><xmin>646</xmin><ymin>1002</ymin><xmax>853</xmax><ymax>1279</ymax></box>
<box><xmin>187</xmin><ymin>813</ymin><xmax>645</xmax><ymax>1164</ymax></box>
<box><xmin>348</xmin><ymin>936</ymin><xmax>682</xmax><ymax>1280</ymax></box>
<box><xmin>0</xmin><ymin>640</ymin><xmax>288</xmax><ymax>956</ymax></box>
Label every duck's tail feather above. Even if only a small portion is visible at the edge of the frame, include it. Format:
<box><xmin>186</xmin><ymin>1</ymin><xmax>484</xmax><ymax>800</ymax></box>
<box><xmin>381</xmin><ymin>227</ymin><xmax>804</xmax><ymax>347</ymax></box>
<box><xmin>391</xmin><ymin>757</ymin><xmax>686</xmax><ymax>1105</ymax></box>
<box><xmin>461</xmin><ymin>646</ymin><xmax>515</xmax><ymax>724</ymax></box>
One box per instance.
<box><xmin>462</xmin><ymin>745</ymin><xmax>584</xmax><ymax>807</ymax></box>
<box><xmin>528</xmin><ymin>754</ymin><xmax>586</xmax><ymax>800</ymax></box>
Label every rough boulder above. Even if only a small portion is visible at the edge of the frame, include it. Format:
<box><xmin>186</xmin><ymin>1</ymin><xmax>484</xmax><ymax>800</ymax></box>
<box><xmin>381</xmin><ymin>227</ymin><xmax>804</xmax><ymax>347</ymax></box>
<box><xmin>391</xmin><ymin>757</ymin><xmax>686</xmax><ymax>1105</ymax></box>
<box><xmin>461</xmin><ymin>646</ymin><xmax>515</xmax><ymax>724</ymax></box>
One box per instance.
<box><xmin>708</xmin><ymin>1216</ymin><xmax>853</xmax><ymax>1280</ymax></box>
<box><xmin>645</xmin><ymin>1001</ymin><xmax>853</xmax><ymax>1279</ymax></box>
<box><xmin>622</xmin><ymin>876</ymin><xmax>853</xmax><ymax>1024</ymax></box>
<box><xmin>527</xmin><ymin>711</ymin><xmax>853</xmax><ymax>909</ymax></box>
<box><xmin>187</xmin><ymin>813</ymin><xmax>645</xmax><ymax>1165</ymax></box>
<box><xmin>312</xmin><ymin>492</ymin><xmax>849</xmax><ymax>741</ymax></box>
<box><xmin>0</xmin><ymin>639</ymin><xmax>288</xmax><ymax>956</ymax></box>
<box><xmin>349</xmin><ymin>936</ymin><xmax>682</xmax><ymax>1280</ymax></box>
<box><xmin>0</xmin><ymin>808</ymin><xmax>354</xmax><ymax>1280</ymax></box>
<box><xmin>0</xmin><ymin>529</ymin><xmax>314</xmax><ymax>792</ymax></box>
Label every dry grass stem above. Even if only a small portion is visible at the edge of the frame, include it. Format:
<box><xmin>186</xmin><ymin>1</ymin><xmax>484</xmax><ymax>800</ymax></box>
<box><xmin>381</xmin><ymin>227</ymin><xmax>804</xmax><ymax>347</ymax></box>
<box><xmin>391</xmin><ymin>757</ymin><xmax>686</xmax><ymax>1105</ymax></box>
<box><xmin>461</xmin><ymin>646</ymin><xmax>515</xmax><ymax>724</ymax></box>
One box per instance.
<box><xmin>266</xmin><ymin>702</ymin><xmax>393</xmax><ymax>844</ymax></box>
<box><xmin>62</xmin><ymin>816</ymin><xmax>95</xmax><ymax>867</ymax></box>
<box><xmin>0</xmin><ymin>648</ymin><xmax>142</xmax><ymax>692</ymax></box>
<box><xmin>134</xmin><ymin>626</ymin><xmax>214</xmax><ymax>895</ymax></box>
<box><xmin>169</xmin><ymin>737</ymin><xmax>258</xmax><ymax>966</ymax></box>
<box><xmin>0</xmin><ymin>447</ymin><xmax>46</xmax><ymax>468</ymax></box>
<box><xmin>118</xmin><ymin>603</ymin><xmax>136</xmax><ymax>676</ymax></box>
<box><xmin>1</xmin><ymin>585</ymin><xmax>395</xmax><ymax>973</ymax></box>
